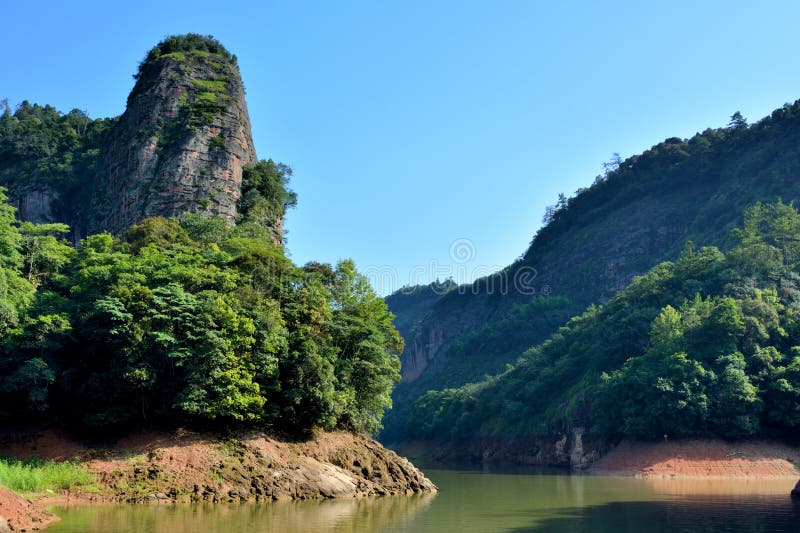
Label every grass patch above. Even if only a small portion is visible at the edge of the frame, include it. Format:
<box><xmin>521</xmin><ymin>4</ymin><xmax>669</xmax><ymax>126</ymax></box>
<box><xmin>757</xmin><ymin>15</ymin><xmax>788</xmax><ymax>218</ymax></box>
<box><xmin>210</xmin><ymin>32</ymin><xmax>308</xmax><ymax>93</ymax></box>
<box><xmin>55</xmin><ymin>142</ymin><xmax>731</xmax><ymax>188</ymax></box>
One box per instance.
<box><xmin>0</xmin><ymin>458</ymin><xmax>95</xmax><ymax>493</ymax></box>
<box><xmin>159</xmin><ymin>51</ymin><xmax>186</xmax><ymax>61</ymax></box>
<box><xmin>191</xmin><ymin>79</ymin><xmax>228</xmax><ymax>92</ymax></box>
<box><xmin>197</xmin><ymin>91</ymin><xmax>221</xmax><ymax>104</ymax></box>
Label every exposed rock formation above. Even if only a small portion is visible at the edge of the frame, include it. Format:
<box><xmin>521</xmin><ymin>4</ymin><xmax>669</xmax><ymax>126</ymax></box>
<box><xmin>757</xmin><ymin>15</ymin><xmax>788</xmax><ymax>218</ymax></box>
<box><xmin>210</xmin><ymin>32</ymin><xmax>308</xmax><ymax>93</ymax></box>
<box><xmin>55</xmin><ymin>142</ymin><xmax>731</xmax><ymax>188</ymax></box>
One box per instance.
<box><xmin>1</xmin><ymin>37</ymin><xmax>283</xmax><ymax>242</ymax></box>
<box><xmin>414</xmin><ymin>427</ymin><xmax>605</xmax><ymax>469</ymax></box>
<box><xmin>89</xmin><ymin>45</ymin><xmax>257</xmax><ymax>235</ymax></box>
<box><xmin>0</xmin><ymin>429</ymin><xmax>436</xmax><ymax>504</ymax></box>
<box><xmin>8</xmin><ymin>188</ymin><xmax>60</xmax><ymax>225</ymax></box>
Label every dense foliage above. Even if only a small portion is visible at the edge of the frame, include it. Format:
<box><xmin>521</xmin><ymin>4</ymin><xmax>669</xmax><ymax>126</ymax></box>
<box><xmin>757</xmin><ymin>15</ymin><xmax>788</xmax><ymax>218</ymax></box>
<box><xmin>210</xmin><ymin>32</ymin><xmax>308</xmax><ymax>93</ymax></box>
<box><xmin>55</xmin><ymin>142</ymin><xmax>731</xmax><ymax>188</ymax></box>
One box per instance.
<box><xmin>0</xmin><ymin>34</ymin><xmax>402</xmax><ymax>437</ymax></box>
<box><xmin>0</xmin><ymin>187</ymin><xmax>401</xmax><ymax>435</ymax></box>
<box><xmin>412</xmin><ymin>202</ymin><xmax>800</xmax><ymax>441</ymax></box>
<box><xmin>238</xmin><ymin>159</ymin><xmax>297</xmax><ymax>236</ymax></box>
<box><xmin>136</xmin><ymin>34</ymin><xmax>234</xmax><ymax>79</ymax></box>
<box><xmin>385</xmin><ymin>100</ymin><xmax>800</xmax><ymax>443</ymax></box>
<box><xmin>0</xmin><ymin>102</ymin><xmax>115</xmax><ymax>226</ymax></box>
<box><xmin>382</xmin><ymin>293</ymin><xmax>576</xmax><ymax>443</ymax></box>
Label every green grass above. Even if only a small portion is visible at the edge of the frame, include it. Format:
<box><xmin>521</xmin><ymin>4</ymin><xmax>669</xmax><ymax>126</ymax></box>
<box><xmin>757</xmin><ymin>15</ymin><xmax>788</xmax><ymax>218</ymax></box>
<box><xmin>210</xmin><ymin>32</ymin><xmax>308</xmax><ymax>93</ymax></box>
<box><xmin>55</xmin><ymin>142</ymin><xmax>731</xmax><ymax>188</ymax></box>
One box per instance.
<box><xmin>159</xmin><ymin>51</ymin><xmax>186</xmax><ymax>61</ymax></box>
<box><xmin>197</xmin><ymin>91</ymin><xmax>221</xmax><ymax>103</ymax></box>
<box><xmin>0</xmin><ymin>458</ymin><xmax>95</xmax><ymax>493</ymax></box>
<box><xmin>191</xmin><ymin>79</ymin><xmax>228</xmax><ymax>92</ymax></box>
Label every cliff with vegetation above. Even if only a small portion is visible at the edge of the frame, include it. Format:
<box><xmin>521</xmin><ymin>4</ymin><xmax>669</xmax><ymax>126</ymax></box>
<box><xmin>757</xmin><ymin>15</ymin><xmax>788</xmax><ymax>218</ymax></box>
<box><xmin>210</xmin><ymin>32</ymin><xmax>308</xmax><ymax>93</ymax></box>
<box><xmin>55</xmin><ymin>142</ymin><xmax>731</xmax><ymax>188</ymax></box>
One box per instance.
<box><xmin>90</xmin><ymin>35</ymin><xmax>258</xmax><ymax>237</ymax></box>
<box><xmin>384</xmin><ymin>103</ymin><xmax>800</xmax><ymax>444</ymax></box>
<box><xmin>0</xmin><ymin>101</ymin><xmax>115</xmax><ymax>232</ymax></box>
<box><xmin>0</xmin><ymin>34</ymin><xmax>433</xmax><ymax>507</ymax></box>
<box><xmin>409</xmin><ymin>201</ymin><xmax>800</xmax><ymax>463</ymax></box>
<box><xmin>0</xmin><ymin>34</ymin><xmax>285</xmax><ymax>244</ymax></box>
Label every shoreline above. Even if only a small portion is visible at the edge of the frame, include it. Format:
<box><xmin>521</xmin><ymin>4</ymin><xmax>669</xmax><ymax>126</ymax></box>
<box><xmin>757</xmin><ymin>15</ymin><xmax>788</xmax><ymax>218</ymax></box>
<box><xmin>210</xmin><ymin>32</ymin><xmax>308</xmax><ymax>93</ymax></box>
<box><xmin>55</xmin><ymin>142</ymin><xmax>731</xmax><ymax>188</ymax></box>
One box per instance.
<box><xmin>0</xmin><ymin>427</ymin><xmax>436</xmax><ymax>529</ymax></box>
<box><xmin>588</xmin><ymin>438</ymin><xmax>800</xmax><ymax>478</ymax></box>
<box><xmin>4</xmin><ymin>434</ymin><xmax>800</xmax><ymax>531</ymax></box>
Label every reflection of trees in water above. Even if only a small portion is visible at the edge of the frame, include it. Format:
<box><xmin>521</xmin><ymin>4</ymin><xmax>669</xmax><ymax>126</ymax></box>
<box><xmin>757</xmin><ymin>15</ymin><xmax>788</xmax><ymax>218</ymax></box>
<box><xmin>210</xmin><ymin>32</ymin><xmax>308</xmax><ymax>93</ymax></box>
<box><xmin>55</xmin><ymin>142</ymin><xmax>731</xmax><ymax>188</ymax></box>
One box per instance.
<box><xmin>254</xmin><ymin>493</ymin><xmax>437</xmax><ymax>532</ymax></box>
<box><xmin>516</xmin><ymin>496</ymin><xmax>800</xmax><ymax>533</ymax></box>
<box><xmin>51</xmin><ymin>494</ymin><xmax>437</xmax><ymax>533</ymax></box>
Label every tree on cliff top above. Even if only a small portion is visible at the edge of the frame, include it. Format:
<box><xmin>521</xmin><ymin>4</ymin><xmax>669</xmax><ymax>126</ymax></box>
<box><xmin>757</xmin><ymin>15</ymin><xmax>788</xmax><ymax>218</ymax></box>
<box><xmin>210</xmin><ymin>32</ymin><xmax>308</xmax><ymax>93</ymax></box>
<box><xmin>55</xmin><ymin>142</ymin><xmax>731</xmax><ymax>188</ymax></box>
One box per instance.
<box><xmin>135</xmin><ymin>34</ymin><xmax>234</xmax><ymax>79</ymax></box>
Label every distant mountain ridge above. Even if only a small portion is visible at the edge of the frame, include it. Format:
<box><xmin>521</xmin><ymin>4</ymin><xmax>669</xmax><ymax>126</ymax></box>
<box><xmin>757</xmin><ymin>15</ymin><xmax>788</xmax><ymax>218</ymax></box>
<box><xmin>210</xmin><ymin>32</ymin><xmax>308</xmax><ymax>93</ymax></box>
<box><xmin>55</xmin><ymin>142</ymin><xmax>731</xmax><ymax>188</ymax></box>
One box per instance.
<box><xmin>384</xmin><ymin>101</ymin><xmax>800</xmax><ymax>443</ymax></box>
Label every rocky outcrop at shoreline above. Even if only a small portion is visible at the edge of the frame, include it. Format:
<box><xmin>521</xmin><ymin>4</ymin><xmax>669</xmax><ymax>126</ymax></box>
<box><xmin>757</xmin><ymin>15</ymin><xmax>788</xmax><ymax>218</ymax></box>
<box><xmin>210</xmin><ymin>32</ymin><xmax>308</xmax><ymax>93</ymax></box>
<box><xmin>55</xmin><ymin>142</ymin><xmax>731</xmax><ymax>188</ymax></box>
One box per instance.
<box><xmin>1</xmin><ymin>429</ymin><xmax>436</xmax><ymax>505</ymax></box>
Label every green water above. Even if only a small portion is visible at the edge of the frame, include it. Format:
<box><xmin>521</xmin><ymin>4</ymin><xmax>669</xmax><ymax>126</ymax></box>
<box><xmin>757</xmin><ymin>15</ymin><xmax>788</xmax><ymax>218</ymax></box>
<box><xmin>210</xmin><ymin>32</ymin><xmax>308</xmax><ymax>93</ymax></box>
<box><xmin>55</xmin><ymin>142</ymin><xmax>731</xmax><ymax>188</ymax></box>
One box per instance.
<box><xmin>47</xmin><ymin>469</ymin><xmax>800</xmax><ymax>532</ymax></box>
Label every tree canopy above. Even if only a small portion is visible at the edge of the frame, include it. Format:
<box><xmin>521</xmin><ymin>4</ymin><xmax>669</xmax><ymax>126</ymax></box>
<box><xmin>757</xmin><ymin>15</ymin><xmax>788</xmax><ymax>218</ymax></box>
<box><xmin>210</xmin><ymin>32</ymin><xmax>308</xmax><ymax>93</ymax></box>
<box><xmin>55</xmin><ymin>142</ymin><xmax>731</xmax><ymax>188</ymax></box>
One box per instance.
<box><xmin>411</xmin><ymin>201</ymin><xmax>800</xmax><ymax>441</ymax></box>
<box><xmin>0</xmin><ymin>188</ymin><xmax>401</xmax><ymax>435</ymax></box>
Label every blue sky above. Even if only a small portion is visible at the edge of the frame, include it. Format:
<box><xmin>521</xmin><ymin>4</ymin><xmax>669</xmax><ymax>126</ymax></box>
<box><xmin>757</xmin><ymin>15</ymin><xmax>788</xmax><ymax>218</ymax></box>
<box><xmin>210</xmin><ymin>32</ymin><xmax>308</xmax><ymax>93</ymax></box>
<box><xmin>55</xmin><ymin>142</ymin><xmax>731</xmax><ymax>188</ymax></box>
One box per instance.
<box><xmin>4</xmin><ymin>1</ymin><xmax>800</xmax><ymax>294</ymax></box>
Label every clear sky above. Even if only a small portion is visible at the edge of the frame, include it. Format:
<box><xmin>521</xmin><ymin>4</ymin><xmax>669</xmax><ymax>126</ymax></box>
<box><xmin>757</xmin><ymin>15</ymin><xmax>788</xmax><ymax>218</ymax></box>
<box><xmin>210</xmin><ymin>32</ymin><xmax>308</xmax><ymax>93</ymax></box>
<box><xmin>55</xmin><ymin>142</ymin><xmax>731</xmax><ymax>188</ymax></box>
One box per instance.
<box><xmin>3</xmin><ymin>1</ymin><xmax>800</xmax><ymax>294</ymax></box>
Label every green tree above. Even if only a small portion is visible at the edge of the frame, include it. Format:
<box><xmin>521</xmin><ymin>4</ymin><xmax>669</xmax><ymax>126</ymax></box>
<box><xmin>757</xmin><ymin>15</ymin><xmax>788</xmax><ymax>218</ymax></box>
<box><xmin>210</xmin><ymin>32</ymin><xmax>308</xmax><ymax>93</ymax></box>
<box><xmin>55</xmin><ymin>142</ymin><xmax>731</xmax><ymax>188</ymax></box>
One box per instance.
<box><xmin>329</xmin><ymin>260</ymin><xmax>403</xmax><ymax>433</ymax></box>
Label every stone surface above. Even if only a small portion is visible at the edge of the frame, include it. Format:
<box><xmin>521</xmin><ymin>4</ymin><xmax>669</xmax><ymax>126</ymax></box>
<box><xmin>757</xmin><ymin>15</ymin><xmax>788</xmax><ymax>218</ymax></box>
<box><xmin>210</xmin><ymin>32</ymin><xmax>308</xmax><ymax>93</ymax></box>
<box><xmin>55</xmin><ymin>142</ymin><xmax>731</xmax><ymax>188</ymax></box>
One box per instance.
<box><xmin>8</xmin><ymin>188</ymin><xmax>60</xmax><ymax>225</ymax></box>
<box><xmin>3</xmin><ymin>42</ymin><xmax>283</xmax><ymax>243</ymax></box>
<box><xmin>0</xmin><ymin>429</ymin><xmax>436</xmax><ymax>505</ymax></box>
<box><xmin>89</xmin><ymin>49</ymin><xmax>258</xmax><ymax>236</ymax></box>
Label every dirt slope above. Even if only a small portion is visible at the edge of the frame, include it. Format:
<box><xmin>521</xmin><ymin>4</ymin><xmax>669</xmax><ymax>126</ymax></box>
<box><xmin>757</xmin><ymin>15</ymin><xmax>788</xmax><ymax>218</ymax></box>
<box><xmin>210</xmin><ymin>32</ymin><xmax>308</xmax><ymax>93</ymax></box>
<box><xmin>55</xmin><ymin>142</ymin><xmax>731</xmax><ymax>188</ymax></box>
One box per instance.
<box><xmin>0</xmin><ymin>486</ymin><xmax>57</xmax><ymax>531</ymax></box>
<box><xmin>0</xmin><ymin>428</ymin><xmax>436</xmax><ymax>504</ymax></box>
<box><xmin>590</xmin><ymin>439</ymin><xmax>800</xmax><ymax>478</ymax></box>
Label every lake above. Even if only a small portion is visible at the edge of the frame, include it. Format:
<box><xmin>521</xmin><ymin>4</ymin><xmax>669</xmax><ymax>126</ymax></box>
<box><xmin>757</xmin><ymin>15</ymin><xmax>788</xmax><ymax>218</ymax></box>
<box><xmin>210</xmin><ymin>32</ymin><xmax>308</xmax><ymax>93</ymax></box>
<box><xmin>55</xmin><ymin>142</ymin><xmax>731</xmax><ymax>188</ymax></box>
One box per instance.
<box><xmin>47</xmin><ymin>467</ymin><xmax>800</xmax><ymax>532</ymax></box>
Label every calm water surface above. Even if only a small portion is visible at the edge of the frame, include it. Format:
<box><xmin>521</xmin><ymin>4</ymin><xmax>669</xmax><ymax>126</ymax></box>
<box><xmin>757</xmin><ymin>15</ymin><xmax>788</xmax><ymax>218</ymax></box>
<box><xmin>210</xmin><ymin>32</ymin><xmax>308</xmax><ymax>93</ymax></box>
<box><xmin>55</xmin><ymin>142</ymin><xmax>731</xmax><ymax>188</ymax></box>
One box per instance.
<box><xmin>47</xmin><ymin>468</ymin><xmax>800</xmax><ymax>532</ymax></box>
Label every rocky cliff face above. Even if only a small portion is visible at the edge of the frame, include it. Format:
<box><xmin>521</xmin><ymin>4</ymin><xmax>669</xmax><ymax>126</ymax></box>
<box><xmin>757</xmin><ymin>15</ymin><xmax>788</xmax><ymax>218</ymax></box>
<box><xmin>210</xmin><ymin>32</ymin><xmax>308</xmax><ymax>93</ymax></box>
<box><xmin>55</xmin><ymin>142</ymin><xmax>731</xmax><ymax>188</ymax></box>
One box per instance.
<box><xmin>397</xmin><ymin>199</ymin><xmax>692</xmax><ymax>383</ymax></box>
<box><xmin>413</xmin><ymin>427</ymin><xmax>604</xmax><ymax>469</ymax></box>
<box><xmin>89</xmin><ymin>48</ymin><xmax>257</xmax><ymax>235</ymax></box>
<box><xmin>8</xmin><ymin>187</ymin><xmax>61</xmax><ymax>224</ymax></box>
<box><xmin>1</xmin><ymin>38</ymin><xmax>277</xmax><ymax>241</ymax></box>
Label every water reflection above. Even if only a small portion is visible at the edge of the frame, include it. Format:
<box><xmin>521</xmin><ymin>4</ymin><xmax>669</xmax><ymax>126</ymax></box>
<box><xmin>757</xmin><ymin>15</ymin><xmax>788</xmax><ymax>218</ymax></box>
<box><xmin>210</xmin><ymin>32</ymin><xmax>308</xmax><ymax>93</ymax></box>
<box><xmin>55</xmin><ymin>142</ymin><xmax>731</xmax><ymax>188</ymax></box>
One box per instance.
<box><xmin>49</xmin><ymin>493</ymin><xmax>435</xmax><ymax>533</ymax></box>
<box><xmin>48</xmin><ymin>470</ymin><xmax>800</xmax><ymax>533</ymax></box>
<box><xmin>517</xmin><ymin>496</ymin><xmax>800</xmax><ymax>532</ymax></box>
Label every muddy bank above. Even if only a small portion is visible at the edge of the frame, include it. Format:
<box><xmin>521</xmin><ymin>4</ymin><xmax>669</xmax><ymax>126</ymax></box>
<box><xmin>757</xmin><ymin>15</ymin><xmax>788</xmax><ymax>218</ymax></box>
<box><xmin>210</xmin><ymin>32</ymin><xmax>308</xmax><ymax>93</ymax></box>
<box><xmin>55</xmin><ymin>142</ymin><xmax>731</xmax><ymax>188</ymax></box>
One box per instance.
<box><xmin>0</xmin><ymin>486</ymin><xmax>57</xmax><ymax>531</ymax></box>
<box><xmin>0</xmin><ymin>429</ymin><xmax>436</xmax><ymax>505</ymax></box>
<box><xmin>402</xmin><ymin>432</ymin><xmax>800</xmax><ymax>480</ymax></box>
<box><xmin>590</xmin><ymin>439</ymin><xmax>800</xmax><ymax>478</ymax></box>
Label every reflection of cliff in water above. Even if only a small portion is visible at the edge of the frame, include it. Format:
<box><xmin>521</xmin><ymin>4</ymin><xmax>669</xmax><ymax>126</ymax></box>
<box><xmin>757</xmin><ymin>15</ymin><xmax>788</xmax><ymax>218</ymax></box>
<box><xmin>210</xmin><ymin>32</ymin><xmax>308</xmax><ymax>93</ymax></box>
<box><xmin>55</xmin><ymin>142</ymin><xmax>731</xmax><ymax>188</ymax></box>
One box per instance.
<box><xmin>50</xmin><ymin>494</ymin><xmax>436</xmax><ymax>533</ymax></box>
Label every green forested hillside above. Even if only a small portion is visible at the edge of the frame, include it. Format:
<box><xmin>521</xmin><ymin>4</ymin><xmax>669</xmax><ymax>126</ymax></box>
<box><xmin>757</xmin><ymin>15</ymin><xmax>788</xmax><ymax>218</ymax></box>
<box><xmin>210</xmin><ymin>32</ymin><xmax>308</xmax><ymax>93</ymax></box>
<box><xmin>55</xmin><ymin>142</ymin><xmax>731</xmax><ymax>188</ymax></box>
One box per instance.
<box><xmin>413</xmin><ymin>202</ymin><xmax>800</xmax><ymax>441</ymax></box>
<box><xmin>384</xmin><ymin>281</ymin><xmax>456</xmax><ymax>352</ymax></box>
<box><xmin>0</xmin><ymin>36</ymin><xmax>403</xmax><ymax>437</ymax></box>
<box><xmin>0</xmin><ymin>102</ymin><xmax>116</xmax><ymax>226</ymax></box>
<box><xmin>385</xmin><ymin>101</ymin><xmax>800</xmax><ymax>443</ymax></box>
<box><xmin>384</xmin><ymin>293</ymin><xmax>576</xmax><ymax>443</ymax></box>
<box><xmin>0</xmin><ymin>169</ymin><xmax>401</xmax><ymax>435</ymax></box>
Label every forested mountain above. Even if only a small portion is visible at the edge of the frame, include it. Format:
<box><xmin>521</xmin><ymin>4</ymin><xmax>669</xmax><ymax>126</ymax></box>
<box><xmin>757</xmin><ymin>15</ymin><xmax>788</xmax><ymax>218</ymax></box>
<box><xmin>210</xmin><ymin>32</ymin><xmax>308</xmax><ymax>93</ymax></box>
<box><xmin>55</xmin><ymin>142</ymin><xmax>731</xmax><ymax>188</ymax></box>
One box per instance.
<box><xmin>0</xmin><ymin>101</ymin><xmax>115</xmax><ymax>229</ymax></box>
<box><xmin>413</xmin><ymin>202</ymin><xmax>800</xmax><ymax>446</ymax></box>
<box><xmin>1</xmin><ymin>33</ymin><xmax>273</xmax><ymax>242</ymax></box>
<box><xmin>385</xmin><ymin>102</ymin><xmax>800</xmax><ymax>444</ymax></box>
<box><xmin>0</xmin><ymin>35</ymin><xmax>403</xmax><ymax>437</ymax></box>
